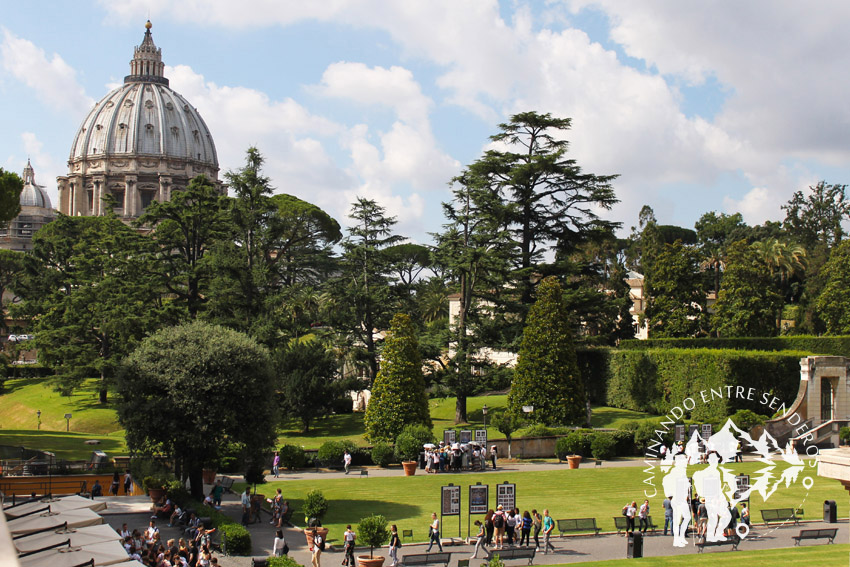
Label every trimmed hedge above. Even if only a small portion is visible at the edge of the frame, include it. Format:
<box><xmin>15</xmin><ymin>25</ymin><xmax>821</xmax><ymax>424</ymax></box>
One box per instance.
<box><xmin>576</xmin><ymin>348</ymin><xmax>611</xmax><ymax>404</ymax></box>
<box><xmin>220</xmin><ymin>523</ymin><xmax>251</xmax><ymax>555</ymax></box>
<box><xmin>618</xmin><ymin>336</ymin><xmax>850</xmax><ymax>355</ymax></box>
<box><xmin>605</xmin><ymin>349</ymin><xmax>806</xmax><ymax>421</ymax></box>
<box><xmin>268</xmin><ymin>557</ymin><xmax>304</xmax><ymax>567</ymax></box>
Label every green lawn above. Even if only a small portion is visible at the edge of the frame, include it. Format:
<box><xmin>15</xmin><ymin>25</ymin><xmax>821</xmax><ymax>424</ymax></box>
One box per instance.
<box><xmin>0</xmin><ymin>429</ymin><xmax>127</xmax><ymax>460</ymax></box>
<box><xmin>552</xmin><ymin>544</ymin><xmax>850</xmax><ymax>566</ymax></box>
<box><xmin>0</xmin><ymin>376</ymin><xmax>123</xmax><ymax>434</ymax></box>
<box><xmin>238</xmin><ymin>461</ymin><xmax>845</xmax><ymax>544</ymax></box>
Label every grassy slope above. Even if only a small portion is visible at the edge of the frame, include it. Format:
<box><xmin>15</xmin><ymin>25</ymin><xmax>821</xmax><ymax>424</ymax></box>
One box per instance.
<box><xmin>238</xmin><ymin>462</ymin><xmax>843</xmax><ymax>543</ymax></box>
<box><xmin>551</xmin><ymin>544</ymin><xmax>850</xmax><ymax>567</ymax></box>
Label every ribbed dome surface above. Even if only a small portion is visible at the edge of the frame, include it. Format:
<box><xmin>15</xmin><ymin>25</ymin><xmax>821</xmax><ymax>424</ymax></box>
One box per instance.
<box><xmin>20</xmin><ymin>160</ymin><xmax>51</xmax><ymax>209</ymax></box>
<box><xmin>69</xmin><ymin>82</ymin><xmax>218</xmax><ymax>167</ymax></box>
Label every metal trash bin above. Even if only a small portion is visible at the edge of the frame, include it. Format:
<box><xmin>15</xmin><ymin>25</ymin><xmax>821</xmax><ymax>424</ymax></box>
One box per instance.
<box><xmin>90</xmin><ymin>450</ymin><xmax>108</xmax><ymax>471</ymax></box>
<box><xmin>824</xmin><ymin>500</ymin><xmax>837</xmax><ymax>523</ymax></box>
<box><xmin>627</xmin><ymin>532</ymin><xmax>643</xmax><ymax>558</ymax></box>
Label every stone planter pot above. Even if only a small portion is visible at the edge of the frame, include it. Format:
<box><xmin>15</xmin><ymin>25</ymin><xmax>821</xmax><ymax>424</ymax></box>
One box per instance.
<box><xmin>567</xmin><ymin>455</ymin><xmax>582</xmax><ymax>469</ymax></box>
<box><xmin>202</xmin><ymin>469</ymin><xmax>217</xmax><ymax>484</ymax></box>
<box><xmin>402</xmin><ymin>461</ymin><xmax>418</xmax><ymax>476</ymax></box>
<box><xmin>358</xmin><ymin>556</ymin><xmax>386</xmax><ymax>567</ymax></box>
<box><xmin>305</xmin><ymin>527</ymin><xmax>330</xmax><ymax>550</ymax></box>
<box><xmin>148</xmin><ymin>487</ymin><xmax>166</xmax><ymax>502</ymax></box>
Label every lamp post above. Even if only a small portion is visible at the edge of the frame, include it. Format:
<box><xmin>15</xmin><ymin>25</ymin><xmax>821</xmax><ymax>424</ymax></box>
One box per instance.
<box><xmin>36</xmin><ymin>410</ymin><xmax>41</xmax><ymax>431</ymax></box>
<box><xmin>482</xmin><ymin>404</ymin><xmax>488</xmax><ymax>432</ymax></box>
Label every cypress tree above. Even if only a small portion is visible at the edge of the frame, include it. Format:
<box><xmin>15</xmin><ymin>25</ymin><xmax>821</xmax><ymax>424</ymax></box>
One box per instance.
<box><xmin>508</xmin><ymin>276</ymin><xmax>585</xmax><ymax>425</ymax></box>
<box><xmin>364</xmin><ymin>313</ymin><xmax>432</xmax><ymax>441</ymax></box>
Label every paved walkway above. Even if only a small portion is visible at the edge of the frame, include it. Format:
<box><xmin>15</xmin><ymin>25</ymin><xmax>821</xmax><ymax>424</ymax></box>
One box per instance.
<box><xmin>94</xmin><ymin>459</ymin><xmax>844</xmax><ymax>567</ymax></box>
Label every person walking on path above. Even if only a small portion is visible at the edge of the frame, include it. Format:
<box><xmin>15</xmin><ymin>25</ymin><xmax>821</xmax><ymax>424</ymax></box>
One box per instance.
<box><xmin>426</xmin><ymin>513</ymin><xmax>443</xmax><ymax>552</ymax></box>
<box><xmin>343</xmin><ymin>450</ymin><xmax>352</xmax><ymax>475</ymax></box>
<box><xmin>542</xmin><ymin>509</ymin><xmax>555</xmax><ymax>554</ymax></box>
<box><xmin>342</xmin><ymin>525</ymin><xmax>356</xmax><ymax>566</ymax></box>
<box><xmin>531</xmin><ymin>510</ymin><xmax>542</xmax><ymax>551</ymax></box>
<box><xmin>241</xmin><ymin>487</ymin><xmax>252</xmax><ymax>525</ymax></box>
<box><xmin>310</xmin><ymin>528</ymin><xmax>325</xmax><ymax>567</ymax></box>
<box><xmin>273</xmin><ymin>530</ymin><xmax>287</xmax><ymax>557</ymax></box>
<box><xmin>638</xmin><ymin>500</ymin><xmax>650</xmax><ymax>533</ymax></box>
<box><xmin>471</xmin><ymin>519</ymin><xmax>488</xmax><ymax>559</ymax></box>
<box><xmin>389</xmin><ymin>525</ymin><xmax>401</xmax><ymax>567</ymax></box>
<box><xmin>490</xmin><ymin>445</ymin><xmax>498</xmax><ymax>469</ymax></box>
<box><xmin>123</xmin><ymin>469</ymin><xmax>133</xmax><ymax>495</ymax></box>
<box><xmin>519</xmin><ymin>510</ymin><xmax>532</xmax><ymax>546</ymax></box>
<box><xmin>273</xmin><ymin>452</ymin><xmax>281</xmax><ymax>478</ymax></box>
<box><xmin>662</xmin><ymin>496</ymin><xmax>674</xmax><ymax>536</ymax></box>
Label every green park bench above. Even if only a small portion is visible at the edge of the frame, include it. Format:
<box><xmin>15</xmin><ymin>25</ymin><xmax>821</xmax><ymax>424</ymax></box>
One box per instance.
<box><xmin>483</xmin><ymin>547</ymin><xmax>536</xmax><ymax>565</ymax></box>
<box><xmin>400</xmin><ymin>552</ymin><xmax>452</xmax><ymax>567</ymax></box>
<box><xmin>695</xmin><ymin>535</ymin><xmax>741</xmax><ymax>553</ymax></box>
<box><xmin>556</xmin><ymin>518</ymin><xmax>600</xmax><ymax>536</ymax></box>
<box><xmin>793</xmin><ymin>528</ymin><xmax>837</xmax><ymax>545</ymax></box>
<box><xmin>760</xmin><ymin>508</ymin><xmax>799</xmax><ymax>526</ymax></box>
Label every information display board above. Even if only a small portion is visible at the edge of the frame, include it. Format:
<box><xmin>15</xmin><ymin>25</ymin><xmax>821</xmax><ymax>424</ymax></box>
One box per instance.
<box><xmin>734</xmin><ymin>474</ymin><xmax>750</xmax><ymax>502</ymax></box>
<box><xmin>443</xmin><ymin>430</ymin><xmax>456</xmax><ymax>446</ymax></box>
<box><xmin>496</xmin><ymin>482</ymin><xmax>516</xmax><ymax>511</ymax></box>
<box><xmin>474</xmin><ymin>429</ymin><xmax>488</xmax><ymax>447</ymax></box>
<box><xmin>675</xmin><ymin>424</ymin><xmax>686</xmax><ymax>444</ymax></box>
<box><xmin>459</xmin><ymin>430</ymin><xmax>472</xmax><ymax>444</ymax></box>
<box><xmin>701</xmin><ymin>423</ymin><xmax>713</xmax><ymax>441</ymax></box>
<box><xmin>469</xmin><ymin>483</ymin><xmax>489</xmax><ymax>515</ymax></box>
<box><xmin>442</xmin><ymin>484</ymin><xmax>461</xmax><ymax>516</ymax></box>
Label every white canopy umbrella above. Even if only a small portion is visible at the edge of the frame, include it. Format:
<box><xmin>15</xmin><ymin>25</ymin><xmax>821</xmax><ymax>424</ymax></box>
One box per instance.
<box><xmin>6</xmin><ymin>495</ymin><xmax>107</xmax><ymax>519</ymax></box>
<box><xmin>7</xmin><ymin>507</ymin><xmax>103</xmax><ymax>536</ymax></box>
<box><xmin>19</xmin><ymin>539</ymin><xmax>130</xmax><ymax>567</ymax></box>
<box><xmin>14</xmin><ymin>523</ymin><xmax>121</xmax><ymax>553</ymax></box>
<box><xmin>423</xmin><ymin>443</ymin><xmax>436</xmax><ymax>449</ymax></box>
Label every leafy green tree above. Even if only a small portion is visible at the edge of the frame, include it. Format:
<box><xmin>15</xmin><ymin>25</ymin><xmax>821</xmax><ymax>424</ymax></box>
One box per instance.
<box><xmin>117</xmin><ymin>320</ymin><xmax>276</xmax><ymax>499</ymax></box>
<box><xmin>712</xmin><ymin>240</ymin><xmax>783</xmax><ymax>337</ymax></box>
<box><xmin>0</xmin><ymin>168</ymin><xmax>23</xmax><ymax>226</ymax></box>
<box><xmin>13</xmin><ymin>214</ymin><xmax>166</xmax><ymax>402</ymax></box>
<box><xmin>435</xmin><ymin>172</ymin><xmax>512</xmax><ymax>423</ymax></box>
<box><xmin>137</xmin><ymin>175</ymin><xmax>230</xmax><ymax>319</ymax></box>
<box><xmin>490</xmin><ymin>410</ymin><xmax>522</xmax><ymax>459</ymax></box>
<box><xmin>695</xmin><ymin>211</ymin><xmax>750</xmax><ymax>297</ymax></box>
<box><xmin>276</xmin><ymin>339</ymin><xmax>341</xmax><ymax>433</ymax></box>
<box><xmin>816</xmin><ymin>240</ymin><xmax>850</xmax><ymax>334</ymax></box>
<box><xmin>364</xmin><ymin>313</ymin><xmax>431</xmax><ymax>441</ymax></box>
<box><xmin>643</xmin><ymin>241</ymin><xmax>706</xmax><ymax>337</ymax></box>
<box><xmin>465</xmin><ymin>112</ymin><xmax>619</xmax><ymax>341</ymax></box>
<box><xmin>508</xmin><ymin>276</ymin><xmax>585</xmax><ymax>426</ymax></box>
<box><xmin>335</xmin><ymin>198</ymin><xmax>403</xmax><ymax>382</ymax></box>
<box><xmin>0</xmin><ymin>249</ymin><xmax>27</xmax><ymax>323</ymax></box>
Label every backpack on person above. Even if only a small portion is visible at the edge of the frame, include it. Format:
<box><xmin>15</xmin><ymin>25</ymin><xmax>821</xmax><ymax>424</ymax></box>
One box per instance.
<box><xmin>316</xmin><ymin>535</ymin><xmax>325</xmax><ymax>551</ymax></box>
<box><xmin>493</xmin><ymin>513</ymin><xmax>505</xmax><ymax>529</ymax></box>
<box><xmin>622</xmin><ymin>505</ymin><xmax>628</xmax><ymax>517</ymax></box>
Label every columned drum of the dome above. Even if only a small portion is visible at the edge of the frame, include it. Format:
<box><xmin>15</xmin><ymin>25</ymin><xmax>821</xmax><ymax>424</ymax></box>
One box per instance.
<box><xmin>57</xmin><ymin>21</ymin><xmax>222</xmax><ymax>220</ymax></box>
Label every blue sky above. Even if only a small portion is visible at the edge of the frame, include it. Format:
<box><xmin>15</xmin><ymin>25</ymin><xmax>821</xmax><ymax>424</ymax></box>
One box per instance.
<box><xmin>2</xmin><ymin>1</ymin><xmax>850</xmax><ymax>243</ymax></box>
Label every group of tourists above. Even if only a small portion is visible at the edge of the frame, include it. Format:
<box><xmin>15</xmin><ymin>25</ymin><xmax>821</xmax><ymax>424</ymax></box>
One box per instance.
<box><xmin>621</xmin><ymin>494</ymin><xmax>751</xmax><ymax>538</ymax></box>
<box><xmin>118</xmin><ymin>518</ymin><xmax>218</xmax><ymax>567</ymax></box>
<box><xmin>424</xmin><ymin>443</ymin><xmax>497</xmax><ymax>473</ymax></box>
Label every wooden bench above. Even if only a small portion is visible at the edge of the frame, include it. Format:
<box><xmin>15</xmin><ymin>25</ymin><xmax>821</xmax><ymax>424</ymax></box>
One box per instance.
<box><xmin>760</xmin><ymin>508</ymin><xmax>799</xmax><ymax>526</ymax></box>
<box><xmin>556</xmin><ymin>518</ymin><xmax>600</xmax><ymax>536</ymax></box>
<box><xmin>484</xmin><ymin>548</ymin><xmax>536</xmax><ymax>565</ymax></box>
<box><xmin>216</xmin><ymin>476</ymin><xmax>235</xmax><ymax>494</ymax></box>
<box><xmin>695</xmin><ymin>535</ymin><xmax>740</xmax><ymax>553</ymax></box>
<box><xmin>613</xmin><ymin>516</ymin><xmax>628</xmax><ymax>534</ymax></box>
<box><xmin>400</xmin><ymin>552</ymin><xmax>452</xmax><ymax>567</ymax></box>
<box><xmin>793</xmin><ymin>528</ymin><xmax>837</xmax><ymax>546</ymax></box>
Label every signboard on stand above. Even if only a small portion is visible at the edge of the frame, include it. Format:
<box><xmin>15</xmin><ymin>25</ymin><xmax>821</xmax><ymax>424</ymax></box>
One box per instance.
<box><xmin>675</xmin><ymin>424</ymin><xmax>686</xmax><ymax>444</ymax></box>
<box><xmin>701</xmin><ymin>424</ymin><xmax>713</xmax><ymax>441</ymax></box>
<box><xmin>469</xmin><ymin>483</ymin><xmax>489</xmax><ymax>514</ymax></box>
<box><xmin>443</xmin><ymin>430</ymin><xmax>456</xmax><ymax>446</ymax></box>
<box><xmin>441</xmin><ymin>484</ymin><xmax>460</xmax><ymax>516</ymax></box>
<box><xmin>734</xmin><ymin>474</ymin><xmax>750</xmax><ymax>504</ymax></box>
<box><xmin>496</xmin><ymin>481</ymin><xmax>516</xmax><ymax>511</ymax></box>
<box><xmin>474</xmin><ymin>429</ymin><xmax>488</xmax><ymax>447</ymax></box>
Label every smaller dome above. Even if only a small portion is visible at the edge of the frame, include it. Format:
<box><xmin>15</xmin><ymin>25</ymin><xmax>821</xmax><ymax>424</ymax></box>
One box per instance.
<box><xmin>20</xmin><ymin>159</ymin><xmax>52</xmax><ymax>209</ymax></box>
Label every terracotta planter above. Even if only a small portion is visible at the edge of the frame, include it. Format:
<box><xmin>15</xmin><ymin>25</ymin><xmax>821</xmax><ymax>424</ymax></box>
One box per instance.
<box><xmin>358</xmin><ymin>556</ymin><xmax>386</xmax><ymax>567</ymax></box>
<box><xmin>402</xmin><ymin>461</ymin><xmax>418</xmax><ymax>476</ymax></box>
<box><xmin>305</xmin><ymin>527</ymin><xmax>330</xmax><ymax>549</ymax></box>
<box><xmin>148</xmin><ymin>487</ymin><xmax>166</xmax><ymax>502</ymax></box>
<box><xmin>202</xmin><ymin>469</ymin><xmax>217</xmax><ymax>484</ymax></box>
<box><xmin>567</xmin><ymin>455</ymin><xmax>582</xmax><ymax>469</ymax></box>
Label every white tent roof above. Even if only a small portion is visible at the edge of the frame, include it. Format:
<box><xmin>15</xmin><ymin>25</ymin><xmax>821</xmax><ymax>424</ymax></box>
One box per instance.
<box><xmin>14</xmin><ymin>523</ymin><xmax>120</xmax><ymax>554</ymax></box>
<box><xmin>19</xmin><ymin>540</ymin><xmax>129</xmax><ymax>567</ymax></box>
<box><xmin>5</xmin><ymin>496</ymin><xmax>107</xmax><ymax>519</ymax></box>
<box><xmin>7</xmin><ymin>508</ymin><xmax>103</xmax><ymax>536</ymax></box>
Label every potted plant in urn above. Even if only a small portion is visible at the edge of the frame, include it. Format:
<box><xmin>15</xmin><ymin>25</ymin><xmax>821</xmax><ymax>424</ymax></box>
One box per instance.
<box><xmin>143</xmin><ymin>475</ymin><xmax>168</xmax><ymax>503</ymax></box>
<box><xmin>556</xmin><ymin>432</ymin><xmax>586</xmax><ymax>469</ymax></box>
<box><xmin>302</xmin><ymin>489</ymin><xmax>329</xmax><ymax>547</ymax></box>
<box><xmin>394</xmin><ymin>424</ymin><xmax>434</xmax><ymax>476</ymax></box>
<box><xmin>357</xmin><ymin>514</ymin><xmax>390</xmax><ymax>567</ymax></box>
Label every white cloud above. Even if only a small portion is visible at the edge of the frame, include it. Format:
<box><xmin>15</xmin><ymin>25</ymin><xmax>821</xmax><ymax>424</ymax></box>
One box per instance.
<box><xmin>0</xmin><ymin>28</ymin><xmax>93</xmax><ymax>115</ymax></box>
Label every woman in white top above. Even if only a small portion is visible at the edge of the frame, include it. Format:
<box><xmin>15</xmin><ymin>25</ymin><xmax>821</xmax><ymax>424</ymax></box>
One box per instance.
<box><xmin>426</xmin><ymin>512</ymin><xmax>443</xmax><ymax>552</ymax></box>
<box><xmin>343</xmin><ymin>525</ymin><xmax>356</xmax><ymax>566</ymax></box>
<box><xmin>273</xmin><ymin>530</ymin><xmax>287</xmax><ymax>557</ymax></box>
